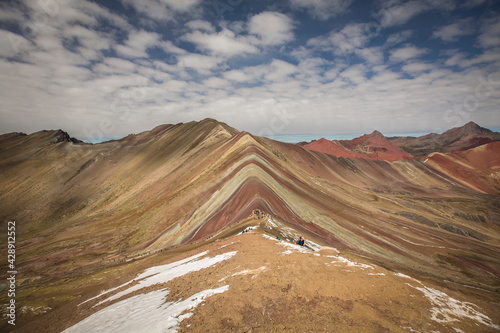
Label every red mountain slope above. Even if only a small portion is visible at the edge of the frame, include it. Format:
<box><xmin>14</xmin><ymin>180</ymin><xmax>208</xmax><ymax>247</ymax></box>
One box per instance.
<box><xmin>425</xmin><ymin>141</ymin><xmax>500</xmax><ymax>195</ymax></box>
<box><xmin>303</xmin><ymin>131</ymin><xmax>413</xmax><ymax>161</ymax></box>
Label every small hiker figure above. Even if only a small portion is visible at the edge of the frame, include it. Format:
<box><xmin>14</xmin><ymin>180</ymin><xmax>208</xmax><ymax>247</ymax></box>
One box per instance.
<box><xmin>296</xmin><ymin>237</ymin><xmax>304</xmax><ymax>246</ymax></box>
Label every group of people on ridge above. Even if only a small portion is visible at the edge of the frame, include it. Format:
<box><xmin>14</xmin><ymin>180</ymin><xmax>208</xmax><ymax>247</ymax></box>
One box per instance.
<box><xmin>296</xmin><ymin>236</ymin><xmax>305</xmax><ymax>246</ymax></box>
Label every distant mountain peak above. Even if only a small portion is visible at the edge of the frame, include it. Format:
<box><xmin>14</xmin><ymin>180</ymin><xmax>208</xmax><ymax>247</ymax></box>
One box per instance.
<box><xmin>304</xmin><ymin>130</ymin><xmax>413</xmax><ymax>161</ymax></box>
<box><xmin>447</xmin><ymin>121</ymin><xmax>492</xmax><ymax>136</ymax></box>
<box><xmin>441</xmin><ymin>121</ymin><xmax>493</xmax><ymax>141</ymax></box>
<box><xmin>370</xmin><ymin>130</ymin><xmax>384</xmax><ymax>137</ymax></box>
<box><xmin>316</xmin><ymin>137</ymin><xmax>331</xmax><ymax>143</ymax></box>
<box><xmin>54</xmin><ymin>130</ymin><xmax>84</xmax><ymax>144</ymax></box>
<box><xmin>462</xmin><ymin>121</ymin><xmax>492</xmax><ymax>134</ymax></box>
<box><xmin>464</xmin><ymin>121</ymin><xmax>479</xmax><ymax>127</ymax></box>
<box><xmin>388</xmin><ymin>121</ymin><xmax>500</xmax><ymax>156</ymax></box>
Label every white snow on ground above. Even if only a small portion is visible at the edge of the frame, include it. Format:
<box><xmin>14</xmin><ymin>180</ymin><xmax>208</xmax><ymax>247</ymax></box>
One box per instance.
<box><xmin>279</xmin><ymin>240</ymin><xmax>311</xmax><ymax>255</ymax></box>
<box><xmin>395</xmin><ymin>272</ymin><xmax>500</xmax><ymax>330</ymax></box>
<box><xmin>330</xmin><ymin>256</ymin><xmax>374</xmax><ymax>270</ymax></box>
<box><xmin>267</xmin><ymin>217</ymin><xmax>278</xmax><ymax>228</ymax></box>
<box><xmin>63</xmin><ymin>286</ymin><xmax>229</xmax><ymax>333</ymax></box>
<box><xmin>394</xmin><ymin>272</ymin><xmax>415</xmax><ymax>280</ymax></box>
<box><xmin>303</xmin><ymin>239</ymin><xmax>322</xmax><ymax>251</ymax></box>
<box><xmin>70</xmin><ymin>251</ymin><xmax>237</xmax><ymax>332</ymax></box>
<box><xmin>79</xmin><ymin>251</ymin><xmax>211</xmax><ymax>306</ymax></box>
<box><xmin>414</xmin><ymin>285</ymin><xmax>500</xmax><ymax>330</ymax></box>
<box><xmin>262</xmin><ymin>234</ymin><xmax>311</xmax><ymax>254</ymax></box>
<box><xmin>218</xmin><ymin>241</ymin><xmax>238</xmax><ymax>250</ymax></box>
<box><xmin>95</xmin><ymin>251</ymin><xmax>237</xmax><ymax>306</ymax></box>
<box><xmin>231</xmin><ymin>266</ymin><xmax>267</xmax><ymax>278</ymax></box>
<box><xmin>262</xmin><ymin>234</ymin><xmax>279</xmax><ymax>241</ymax></box>
<box><xmin>264</xmin><ymin>217</ymin><xmax>322</xmax><ymax>251</ymax></box>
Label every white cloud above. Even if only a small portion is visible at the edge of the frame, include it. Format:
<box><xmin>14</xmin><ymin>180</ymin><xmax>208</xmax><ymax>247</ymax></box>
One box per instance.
<box><xmin>186</xmin><ymin>20</ymin><xmax>215</xmax><ymax>33</ymax></box>
<box><xmin>223</xmin><ymin>69</ymin><xmax>252</xmax><ymax>82</ymax></box>
<box><xmin>477</xmin><ymin>16</ymin><xmax>500</xmax><ymax>49</ymax></box>
<box><xmin>308</xmin><ymin>23</ymin><xmax>369</xmax><ymax>57</ymax></box>
<box><xmin>355</xmin><ymin>47</ymin><xmax>384</xmax><ymax>65</ymax></box>
<box><xmin>121</xmin><ymin>0</ymin><xmax>172</xmax><ymax>21</ymax></box>
<box><xmin>444</xmin><ymin>51</ymin><xmax>467</xmax><ymax>67</ymax></box>
<box><xmin>65</xmin><ymin>26</ymin><xmax>111</xmax><ymax>51</ymax></box>
<box><xmin>0</xmin><ymin>30</ymin><xmax>32</xmax><ymax>58</ymax></box>
<box><xmin>376</xmin><ymin>0</ymin><xmax>456</xmax><ymax>28</ymax></box>
<box><xmin>380</xmin><ymin>1</ymin><xmax>429</xmax><ymax>27</ymax></box>
<box><xmin>339</xmin><ymin>64</ymin><xmax>367</xmax><ymax>85</ymax></box>
<box><xmin>289</xmin><ymin>0</ymin><xmax>354</xmax><ymax>20</ymax></box>
<box><xmin>182</xmin><ymin>12</ymin><xmax>295</xmax><ymax>57</ymax></box>
<box><xmin>72</xmin><ymin>0</ymin><xmax>133</xmax><ymax>31</ymax></box>
<box><xmin>455</xmin><ymin>49</ymin><xmax>500</xmax><ymax>68</ymax></box>
<box><xmin>121</xmin><ymin>0</ymin><xmax>202</xmax><ymax>21</ymax></box>
<box><xmin>264</xmin><ymin>59</ymin><xmax>298</xmax><ymax>82</ymax></box>
<box><xmin>159</xmin><ymin>0</ymin><xmax>202</xmax><ymax>12</ymax></box>
<box><xmin>385</xmin><ymin>30</ymin><xmax>413</xmax><ymax>46</ymax></box>
<box><xmin>248</xmin><ymin>12</ymin><xmax>295</xmax><ymax>46</ymax></box>
<box><xmin>183</xmin><ymin>29</ymin><xmax>258</xmax><ymax>56</ymax></box>
<box><xmin>402</xmin><ymin>62</ymin><xmax>433</xmax><ymax>73</ymax></box>
<box><xmin>203</xmin><ymin>77</ymin><xmax>230</xmax><ymax>89</ymax></box>
<box><xmin>432</xmin><ymin>18</ymin><xmax>474</xmax><ymax>42</ymax></box>
<box><xmin>389</xmin><ymin>45</ymin><xmax>428</xmax><ymax>62</ymax></box>
<box><xmin>104</xmin><ymin>58</ymin><xmax>137</xmax><ymax>72</ymax></box>
<box><xmin>221</xmin><ymin>59</ymin><xmax>298</xmax><ymax>86</ymax></box>
<box><xmin>116</xmin><ymin>30</ymin><xmax>162</xmax><ymax>58</ymax></box>
<box><xmin>177</xmin><ymin>53</ymin><xmax>223</xmax><ymax>73</ymax></box>
<box><xmin>159</xmin><ymin>41</ymin><xmax>187</xmax><ymax>56</ymax></box>
<box><xmin>0</xmin><ymin>2</ymin><xmax>25</xmax><ymax>23</ymax></box>
<box><xmin>1</xmin><ymin>0</ymin><xmax>499</xmax><ymax>140</ymax></box>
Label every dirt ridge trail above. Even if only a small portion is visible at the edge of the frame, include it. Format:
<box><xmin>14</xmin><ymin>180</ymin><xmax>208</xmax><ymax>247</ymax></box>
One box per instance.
<box><xmin>11</xmin><ymin>227</ymin><xmax>500</xmax><ymax>332</ymax></box>
<box><xmin>164</xmin><ymin>230</ymin><xmax>500</xmax><ymax>332</ymax></box>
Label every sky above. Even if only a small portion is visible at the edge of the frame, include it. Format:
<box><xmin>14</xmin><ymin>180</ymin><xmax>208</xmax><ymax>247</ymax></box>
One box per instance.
<box><xmin>0</xmin><ymin>0</ymin><xmax>499</xmax><ymax>142</ymax></box>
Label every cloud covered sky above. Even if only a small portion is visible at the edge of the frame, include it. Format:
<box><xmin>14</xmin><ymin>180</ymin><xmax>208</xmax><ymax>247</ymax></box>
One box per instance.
<box><xmin>0</xmin><ymin>0</ymin><xmax>499</xmax><ymax>141</ymax></box>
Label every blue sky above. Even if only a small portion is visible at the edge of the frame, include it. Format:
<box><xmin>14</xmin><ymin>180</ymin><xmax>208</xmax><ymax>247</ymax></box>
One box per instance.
<box><xmin>0</xmin><ymin>0</ymin><xmax>499</xmax><ymax>142</ymax></box>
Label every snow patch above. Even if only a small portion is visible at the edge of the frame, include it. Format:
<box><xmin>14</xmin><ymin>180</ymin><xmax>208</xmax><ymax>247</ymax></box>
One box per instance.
<box><xmin>64</xmin><ymin>286</ymin><xmax>229</xmax><ymax>333</ymax></box>
<box><xmin>95</xmin><ymin>251</ymin><xmax>237</xmax><ymax>306</ymax></box>
<box><xmin>264</xmin><ymin>217</ymin><xmax>321</xmax><ymax>251</ymax></box>
<box><xmin>79</xmin><ymin>251</ymin><xmax>212</xmax><ymax>306</ymax></box>
<box><xmin>262</xmin><ymin>234</ymin><xmax>319</xmax><ymax>254</ymax></box>
<box><xmin>277</xmin><ymin>240</ymin><xmax>311</xmax><ymax>255</ymax></box>
<box><xmin>231</xmin><ymin>266</ymin><xmax>267</xmax><ymax>279</ymax></box>
<box><xmin>330</xmin><ymin>256</ymin><xmax>374</xmax><ymax>270</ymax></box>
<box><xmin>396</xmin><ymin>272</ymin><xmax>499</xmax><ymax>330</ymax></box>
<box><xmin>79</xmin><ymin>251</ymin><xmax>235</xmax><ymax>308</ymax></box>
<box><xmin>412</xmin><ymin>285</ymin><xmax>500</xmax><ymax>330</ymax></box>
<box><xmin>218</xmin><ymin>241</ymin><xmax>238</xmax><ymax>250</ymax></box>
<box><xmin>267</xmin><ymin>217</ymin><xmax>278</xmax><ymax>228</ymax></box>
<box><xmin>394</xmin><ymin>273</ymin><xmax>418</xmax><ymax>281</ymax></box>
<box><xmin>262</xmin><ymin>234</ymin><xmax>278</xmax><ymax>241</ymax></box>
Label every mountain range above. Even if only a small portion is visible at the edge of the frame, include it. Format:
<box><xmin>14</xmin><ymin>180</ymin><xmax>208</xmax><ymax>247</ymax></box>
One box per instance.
<box><xmin>301</xmin><ymin>130</ymin><xmax>414</xmax><ymax>161</ymax></box>
<box><xmin>1</xmin><ymin>118</ymin><xmax>499</xmax><ymax>332</ymax></box>
<box><xmin>388</xmin><ymin>121</ymin><xmax>500</xmax><ymax>156</ymax></box>
<box><xmin>300</xmin><ymin>121</ymin><xmax>500</xmax><ymax>160</ymax></box>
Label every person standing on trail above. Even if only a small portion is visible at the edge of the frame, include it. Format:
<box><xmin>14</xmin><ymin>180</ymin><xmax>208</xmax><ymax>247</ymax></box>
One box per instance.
<box><xmin>297</xmin><ymin>237</ymin><xmax>304</xmax><ymax>246</ymax></box>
